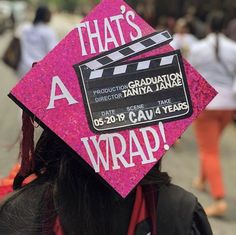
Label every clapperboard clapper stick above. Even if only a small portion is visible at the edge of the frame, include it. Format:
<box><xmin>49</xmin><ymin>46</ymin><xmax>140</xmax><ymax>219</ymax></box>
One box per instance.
<box><xmin>74</xmin><ymin>30</ymin><xmax>192</xmax><ymax>133</ymax></box>
<box><xmin>76</xmin><ymin>30</ymin><xmax>172</xmax><ymax>71</ymax></box>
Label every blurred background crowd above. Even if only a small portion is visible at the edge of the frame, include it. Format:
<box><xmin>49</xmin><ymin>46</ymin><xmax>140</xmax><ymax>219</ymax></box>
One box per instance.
<box><xmin>1</xmin><ymin>0</ymin><xmax>236</xmax><ymax>37</ymax></box>
<box><xmin>1</xmin><ymin>0</ymin><xmax>236</xmax><ymax>234</ymax></box>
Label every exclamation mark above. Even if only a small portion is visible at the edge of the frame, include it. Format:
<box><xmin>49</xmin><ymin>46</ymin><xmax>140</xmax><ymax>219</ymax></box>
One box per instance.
<box><xmin>159</xmin><ymin>122</ymin><xmax>170</xmax><ymax>151</ymax></box>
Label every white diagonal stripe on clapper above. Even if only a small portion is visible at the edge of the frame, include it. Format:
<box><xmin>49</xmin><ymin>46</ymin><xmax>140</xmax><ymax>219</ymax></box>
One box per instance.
<box><xmin>151</xmin><ymin>32</ymin><xmax>169</xmax><ymax>44</ymax></box>
<box><xmin>108</xmin><ymin>51</ymin><xmax>125</xmax><ymax>62</ymax></box>
<box><xmin>89</xmin><ymin>69</ymin><xmax>104</xmax><ymax>79</ymax></box>
<box><xmin>86</xmin><ymin>60</ymin><xmax>103</xmax><ymax>70</ymax></box>
<box><xmin>129</xmin><ymin>42</ymin><xmax>146</xmax><ymax>53</ymax></box>
<box><xmin>160</xmin><ymin>55</ymin><xmax>174</xmax><ymax>66</ymax></box>
<box><xmin>137</xmin><ymin>60</ymin><xmax>151</xmax><ymax>70</ymax></box>
<box><xmin>113</xmin><ymin>65</ymin><xmax>128</xmax><ymax>75</ymax></box>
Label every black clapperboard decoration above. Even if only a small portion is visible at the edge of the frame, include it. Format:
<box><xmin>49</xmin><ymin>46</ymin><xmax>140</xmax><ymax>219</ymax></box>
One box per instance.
<box><xmin>74</xmin><ymin>30</ymin><xmax>193</xmax><ymax>133</ymax></box>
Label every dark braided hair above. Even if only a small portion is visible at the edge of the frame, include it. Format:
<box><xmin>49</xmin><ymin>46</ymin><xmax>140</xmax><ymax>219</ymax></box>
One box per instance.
<box><xmin>207</xmin><ymin>11</ymin><xmax>225</xmax><ymax>62</ymax></box>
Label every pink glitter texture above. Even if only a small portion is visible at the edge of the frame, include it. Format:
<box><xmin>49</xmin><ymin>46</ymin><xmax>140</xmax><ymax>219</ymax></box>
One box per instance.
<box><xmin>10</xmin><ymin>0</ymin><xmax>217</xmax><ymax>197</ymax></box>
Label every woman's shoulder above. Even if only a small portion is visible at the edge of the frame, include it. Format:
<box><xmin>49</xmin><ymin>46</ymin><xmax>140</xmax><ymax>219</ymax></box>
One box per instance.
<box><xmin>158</xmin><ymin>183</ymin><xmax>197</xmax><ymax>213</ymax></box>
<box><xmin>157</xmin><ymin>184</ymin><xmax>213</xmax><ymax>235</ymax></box>
<box><xmin>0</xmin><ymin>178</ymin><xmax>53</xmax><ymax>234</ymax></box>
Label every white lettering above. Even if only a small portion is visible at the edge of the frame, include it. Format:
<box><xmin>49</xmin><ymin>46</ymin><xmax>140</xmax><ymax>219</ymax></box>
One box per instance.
<box><xmin>81</xmin><ymin>127</ymin><xmax>165</xmax><ymax>172</ymax></box>
<box><xmin>110</xmin><ymin>14</ymin><xmax>126</xmax><ymax>45</ymax></box>
<box><xmin>81</xmin><ymin>136</ymin><xmax>109</xmax><ymax>173</ymax></box>
<box><xmin>126</xmin><ymin>11</ymin><xmax>142</xmax><ymax>40</ymax></box>
<box><xmin>85</xmin><ymin>20</ymin><xmax>105</xmax><ymax>54</ymax></box>
<box><xmin>129</xmin><ymin>130</ymin><xmax>150</xmax><ymax>165</ymax></box>
<box><xmin>47</xmin><ymin>76</ymin><xmax>78</xmax><ymax>110</ymax></box>
<box><xmin>140</xmin><ymin>127</ymin><xmax>159</xmax><ymax>163</ymax></box>
<box><xmin>77</xmin><ymin>13</ymin><xmax>142</xmax><ymax>56</ymax></box>
<box><xmin>104</xmin><ymin>18</ymin><xmax>119</xmax><ymax>51</ymax></box>
<box><xmin>107</xmin><ymin>133</ymin><xmax>133</xmax><ymax>170</ymax></box>
<box><xmin>77</xmin><ymin>22</ymin><xmax>88</xmax><ymax>56</ymax></box>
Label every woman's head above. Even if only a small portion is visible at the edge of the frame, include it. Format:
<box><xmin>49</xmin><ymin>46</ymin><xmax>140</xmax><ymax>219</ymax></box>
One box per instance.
<box><xmin>6</xmin><ymin>126</ymin><xmax>170</xmax><ymax>234</ymax></box>
<box><xmin>33</xmin><ymin>6</ymin><xmax>52</xmax><ymax>25</ymax></box>
<box><xmin>174</xmin><ymin>18</ymin><xmax>191</xmax><ymax>34</ymax></box>
<box><xmin>207</xmin><ymin>11</ymin><xmax>225</xmax><ymax>33</ymax></box>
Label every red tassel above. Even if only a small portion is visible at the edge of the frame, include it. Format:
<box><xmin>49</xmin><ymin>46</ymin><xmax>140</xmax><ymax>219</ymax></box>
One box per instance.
<box><xmin>144</xmin><ymin>185</ymin><xmax>157</xmax><ymax>235</ymax></box>
<box><xmin>127</xmin><ymin>185</ymin><xmax>157</xmax><ymax>235</ymax></box>
<box><xmin>18</xmin><ymin>111</ymin><xmax>35</xmax><ymax>177</ymax></box>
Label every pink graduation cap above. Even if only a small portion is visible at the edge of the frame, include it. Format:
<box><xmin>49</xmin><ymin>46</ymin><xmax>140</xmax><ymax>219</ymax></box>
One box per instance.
<box><xmin>9</xmin><ymin>0</ymin><xmax>216</xmax><ymax>197</ymax></box>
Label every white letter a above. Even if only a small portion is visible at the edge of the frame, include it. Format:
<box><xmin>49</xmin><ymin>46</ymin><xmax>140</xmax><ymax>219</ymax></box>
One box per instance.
<box><xmin>47</xmin><ymin>76</ymin><xmax>78</xmax><ymax>110</ymax></box>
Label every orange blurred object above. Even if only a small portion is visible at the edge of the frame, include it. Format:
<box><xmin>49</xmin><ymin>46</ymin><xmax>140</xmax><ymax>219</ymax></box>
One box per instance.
<box><xmin>0</xmin><ymin>163</ymin><xmax>20</xmax><ymax>187</ymax></box>
<box><xmin>0</xmin><ymin>163</ymin><xmax>37</xmax><ymax>200</ymax></box>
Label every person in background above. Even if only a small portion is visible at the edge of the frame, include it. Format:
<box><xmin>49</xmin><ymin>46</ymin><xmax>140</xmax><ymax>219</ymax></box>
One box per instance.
<box><xmin>189</xmin><ymin>11</ymin><xmax>236</xmax><ymax>217</ymax></box>
<box><xmin>0</xmin><ymin>5</ymin><xmax>57</xmax><ymax>190</ymax></box>
<box><xmin>17</xmin><ymin>5</ymin><xmax>57</xmax><ymax>78</ymax></box>
<box><xmin>184</xmin><ymin>6</ymin><xmax>207</xmax><ymax>39</ymax></box>
<box><xmin>170</xmin><ymin>18</ymin><xmax>198</xmax><ymax>58</ymax></box>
